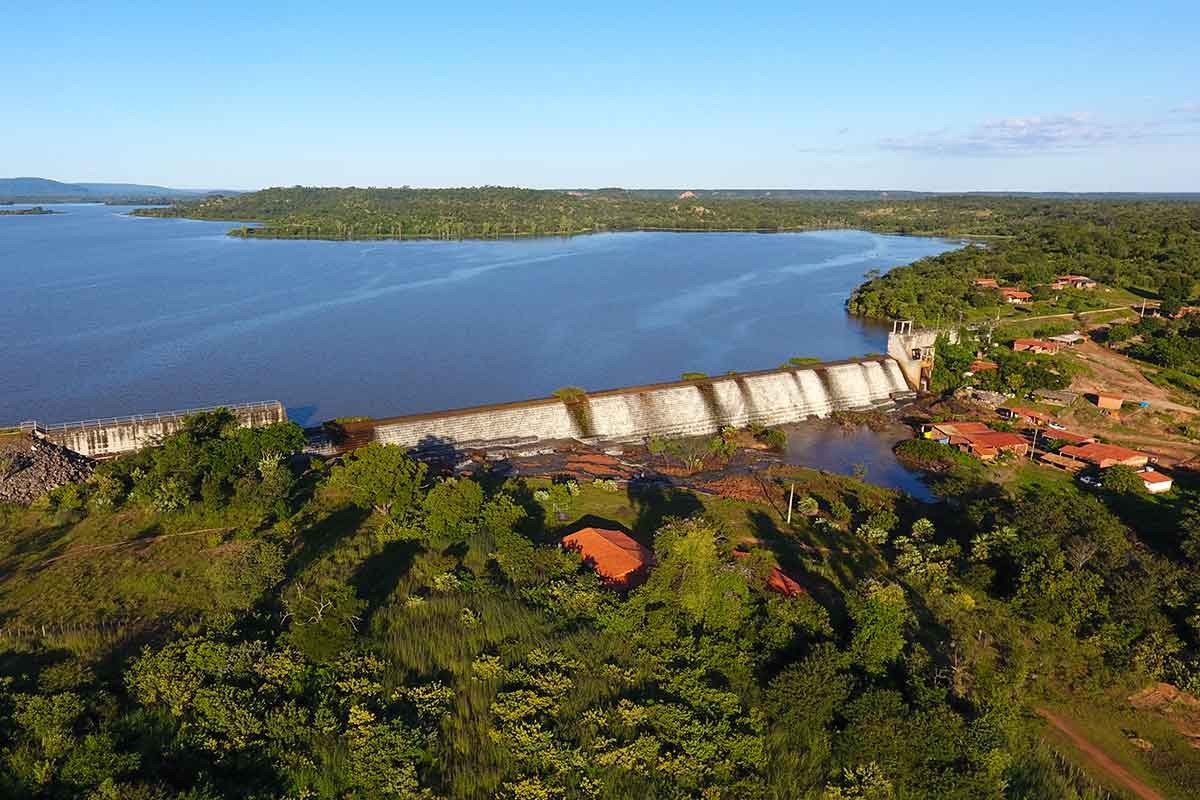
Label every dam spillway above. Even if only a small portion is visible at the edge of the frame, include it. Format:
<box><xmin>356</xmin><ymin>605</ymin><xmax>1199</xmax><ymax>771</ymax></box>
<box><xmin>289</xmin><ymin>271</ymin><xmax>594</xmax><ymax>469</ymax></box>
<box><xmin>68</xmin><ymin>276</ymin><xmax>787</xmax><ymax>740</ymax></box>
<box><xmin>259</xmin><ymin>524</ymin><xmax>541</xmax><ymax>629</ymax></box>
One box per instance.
<box><xmin>368</xmin><ymin>357</ymin><xmax>913</xmax><ymax>451</ymax></box>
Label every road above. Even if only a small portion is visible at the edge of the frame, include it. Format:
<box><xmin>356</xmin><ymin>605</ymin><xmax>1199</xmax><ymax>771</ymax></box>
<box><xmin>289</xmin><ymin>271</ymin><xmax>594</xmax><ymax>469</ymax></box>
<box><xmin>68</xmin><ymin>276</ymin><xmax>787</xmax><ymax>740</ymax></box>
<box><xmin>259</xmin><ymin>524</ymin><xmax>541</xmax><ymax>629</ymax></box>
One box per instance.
<box><xmin>1037</xmin><ymin>707</ymin><xmax>1164</xmax><ymax>800</ymax></box>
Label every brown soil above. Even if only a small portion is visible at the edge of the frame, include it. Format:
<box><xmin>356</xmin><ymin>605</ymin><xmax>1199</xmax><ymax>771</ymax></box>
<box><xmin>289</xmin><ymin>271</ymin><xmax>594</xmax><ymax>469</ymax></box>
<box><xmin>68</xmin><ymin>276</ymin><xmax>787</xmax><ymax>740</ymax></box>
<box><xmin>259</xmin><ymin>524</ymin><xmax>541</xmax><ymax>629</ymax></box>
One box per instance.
<box><xmin>1069</xmin><ymin>340</ymin><xmax>1197</xmax><ymax>416</ymax></box>
<box><xmin>1037</xmin><ymin>706</ymin><xmax>1164</xmax><ymax>800</ymax></box>
<box><xmin>1129</xmin><ymin>683</ymin><xmax>1200</xmax><ymax>749</ymax></box>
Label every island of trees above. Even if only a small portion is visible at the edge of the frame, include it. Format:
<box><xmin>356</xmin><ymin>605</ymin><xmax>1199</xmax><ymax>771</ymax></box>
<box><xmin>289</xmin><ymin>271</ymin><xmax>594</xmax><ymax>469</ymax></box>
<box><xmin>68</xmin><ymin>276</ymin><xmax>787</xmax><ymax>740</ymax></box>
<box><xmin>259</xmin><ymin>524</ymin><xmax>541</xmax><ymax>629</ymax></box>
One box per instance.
<box><xmin>0</xmin><ymin>206</ymin><xmax>57</xmax><ymax>216</ymax></box>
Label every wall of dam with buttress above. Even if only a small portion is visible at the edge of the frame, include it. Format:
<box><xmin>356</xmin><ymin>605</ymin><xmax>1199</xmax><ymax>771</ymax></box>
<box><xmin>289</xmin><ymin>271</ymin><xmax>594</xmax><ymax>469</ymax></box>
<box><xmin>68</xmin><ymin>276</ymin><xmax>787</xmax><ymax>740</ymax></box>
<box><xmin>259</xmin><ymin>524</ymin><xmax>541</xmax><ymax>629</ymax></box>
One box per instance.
<box><xmin>19</xmin><ymin>356</ymin><xmax>919</xmax><ymax>459</ymax></box>
<box><xmin>30</xmin><ymin>401</ymin><xmax>287</xmax><ymax>459</ymax></box>
<box><xmin>358</xmin><ymin>357</ymin><xmax>914</xmax><ymax>452</ymax></box>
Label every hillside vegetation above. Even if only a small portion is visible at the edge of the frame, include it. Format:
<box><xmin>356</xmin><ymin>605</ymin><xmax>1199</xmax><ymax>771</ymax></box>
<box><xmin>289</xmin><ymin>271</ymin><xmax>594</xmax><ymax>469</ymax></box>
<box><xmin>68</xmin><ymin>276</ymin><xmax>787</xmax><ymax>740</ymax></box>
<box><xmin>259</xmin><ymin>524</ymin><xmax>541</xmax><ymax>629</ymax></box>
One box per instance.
<box><xmin>848</xmin><ymin>202</ymin><xmax>1200</xmax><ymax>324</ymax></box>
<box><xmin>132</xmin><ymin>186</ymin><xmax>1196</xmax><ymax>243</ymax></box>
<box><xmin>3</xmin><ymin>410</ymin><xmax>1200</xmax><ymax>798</ymax></box>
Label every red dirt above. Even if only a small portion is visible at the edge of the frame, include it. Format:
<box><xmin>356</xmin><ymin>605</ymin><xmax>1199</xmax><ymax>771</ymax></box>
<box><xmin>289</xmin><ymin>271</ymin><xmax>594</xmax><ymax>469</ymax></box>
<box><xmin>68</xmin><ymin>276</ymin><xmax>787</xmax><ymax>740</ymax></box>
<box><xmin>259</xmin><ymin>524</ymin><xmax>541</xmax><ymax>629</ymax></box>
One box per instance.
<box><xmin>1036</xmin><ymin>707</ymin><xmax>1164</xmax><ymax>800</ymax></box>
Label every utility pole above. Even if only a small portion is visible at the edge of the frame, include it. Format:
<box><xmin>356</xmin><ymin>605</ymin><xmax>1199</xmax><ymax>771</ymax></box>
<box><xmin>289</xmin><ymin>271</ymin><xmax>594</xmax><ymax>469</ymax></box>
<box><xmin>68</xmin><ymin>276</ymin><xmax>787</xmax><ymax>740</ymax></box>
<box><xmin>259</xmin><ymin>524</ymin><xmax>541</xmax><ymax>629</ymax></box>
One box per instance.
<box><xmin>1029</xmin><ymin>427</ymin><xmax>1041</xmax><ymax>462</ymax></box>
<box><xmin>786</xmin><ymin>483</ymin><xmax>795</xmax><ymax>525</ymax></box>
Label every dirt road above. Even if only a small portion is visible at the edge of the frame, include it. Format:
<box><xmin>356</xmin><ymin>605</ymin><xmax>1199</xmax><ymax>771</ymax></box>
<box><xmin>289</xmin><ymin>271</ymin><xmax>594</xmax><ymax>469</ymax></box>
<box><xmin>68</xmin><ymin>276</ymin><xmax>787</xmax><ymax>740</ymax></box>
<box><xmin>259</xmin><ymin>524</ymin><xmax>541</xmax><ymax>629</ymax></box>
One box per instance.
<box><xmin>1037</xmin><ymin>707</ymin><xmax>1164</xmax><ymax>800</ymax></box>
<box><xmin>1069</xmin><ymin>340</ymin><xmax>1197</xmax><ymax>416</ymax></box>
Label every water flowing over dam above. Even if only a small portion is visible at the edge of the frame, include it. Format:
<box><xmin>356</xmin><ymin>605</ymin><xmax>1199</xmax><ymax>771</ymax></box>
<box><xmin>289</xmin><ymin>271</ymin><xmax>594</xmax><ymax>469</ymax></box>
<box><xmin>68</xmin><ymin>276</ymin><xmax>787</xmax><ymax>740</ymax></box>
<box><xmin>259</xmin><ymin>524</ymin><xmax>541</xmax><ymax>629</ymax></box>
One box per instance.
<box><xmin>364</xmin><ymin>357</ymin><xmax>912</xmax><ymax>451</ymax></box>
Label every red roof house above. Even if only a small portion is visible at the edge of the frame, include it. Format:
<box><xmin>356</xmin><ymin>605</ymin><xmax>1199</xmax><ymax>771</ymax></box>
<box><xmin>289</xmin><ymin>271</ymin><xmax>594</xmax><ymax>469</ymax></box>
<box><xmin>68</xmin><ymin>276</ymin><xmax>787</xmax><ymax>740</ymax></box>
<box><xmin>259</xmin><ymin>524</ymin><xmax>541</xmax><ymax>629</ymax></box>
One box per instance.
<box><xmin>733</xmin><ymin>550</ymin><xmax>806</xmax><ymax>597</ymax></box>
<box><xmin>1138</xmin><ymin>469</ymin><xmax>1173</xmax><ymax>494</ymax></box>
<box><xmin>1012</xmin><ymin>338</ymin><xmax>1060</xmax><ymax>354</ymax></box>
<box><xmin>1003</xmin><ymin>406</ymin><xmax>1055</xmax><ymax>425</ymax></box>
<box><xmin>1060</xmin><ymin>443</ymin><xmax>1148</xmax><ymax>468</ymax></box>
<box><xmin>1001</xmin><ymin>288</ymin><xmax>1033</xmax><ymax>304</ymax></box>
<box><xmin>562</xmin><ymin>527</ymin><xmax>654</xmax><ymax>589</ymax></box>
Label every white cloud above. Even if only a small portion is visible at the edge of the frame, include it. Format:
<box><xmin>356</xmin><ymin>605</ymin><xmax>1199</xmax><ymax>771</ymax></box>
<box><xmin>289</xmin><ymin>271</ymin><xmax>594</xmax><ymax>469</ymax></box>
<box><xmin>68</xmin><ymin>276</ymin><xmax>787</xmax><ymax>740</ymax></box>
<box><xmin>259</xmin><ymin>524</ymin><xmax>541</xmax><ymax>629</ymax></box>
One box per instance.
<box><xmin>879</xmin><ymin>112</ymin><xmax>1170</xmax><ymax>157</ymax></box>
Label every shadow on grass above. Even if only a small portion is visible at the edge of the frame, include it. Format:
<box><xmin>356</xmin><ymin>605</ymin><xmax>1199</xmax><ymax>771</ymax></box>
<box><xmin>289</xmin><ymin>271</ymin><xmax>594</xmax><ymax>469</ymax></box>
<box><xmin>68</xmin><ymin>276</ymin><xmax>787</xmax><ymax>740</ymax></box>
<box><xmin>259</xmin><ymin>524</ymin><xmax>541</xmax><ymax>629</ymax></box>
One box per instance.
<box><xmin>627</xmin><ymin>482</ymin><xmax>704</xmax><ymax>538</ymax></box>
<box><xmin>746</xmin><ymin>509</ymin><xmax>851</xmax><ymax>629</ymax></box>
<box><xmin>287</xmin><ymin>504</ymin><xmax>372</xmax><ymax>578</ymax></box>
<box><xmin>350</xmin><ymin>539</ymin><xmax>422</xmax><ymax>625</ymax></box>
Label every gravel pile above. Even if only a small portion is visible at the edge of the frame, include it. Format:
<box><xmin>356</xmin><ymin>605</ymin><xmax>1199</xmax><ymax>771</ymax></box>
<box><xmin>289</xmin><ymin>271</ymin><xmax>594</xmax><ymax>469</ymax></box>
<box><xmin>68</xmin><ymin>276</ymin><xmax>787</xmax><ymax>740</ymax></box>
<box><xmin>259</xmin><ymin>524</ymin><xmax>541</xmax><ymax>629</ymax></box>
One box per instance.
<box><xmin>0</xmin><ymin>434</ymin><xmax>95</xmax><ymax>505</ymax></box>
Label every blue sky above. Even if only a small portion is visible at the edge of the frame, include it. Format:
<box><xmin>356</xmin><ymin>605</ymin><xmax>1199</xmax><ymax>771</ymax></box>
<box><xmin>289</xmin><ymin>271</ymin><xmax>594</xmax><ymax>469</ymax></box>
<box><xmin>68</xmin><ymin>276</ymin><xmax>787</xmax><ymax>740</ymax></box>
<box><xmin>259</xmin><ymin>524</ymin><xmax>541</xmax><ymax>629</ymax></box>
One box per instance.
<box><xmin>3</xmin><ymin>1</ymin><xmax>1198</xmax><ymax>191</ymax></box>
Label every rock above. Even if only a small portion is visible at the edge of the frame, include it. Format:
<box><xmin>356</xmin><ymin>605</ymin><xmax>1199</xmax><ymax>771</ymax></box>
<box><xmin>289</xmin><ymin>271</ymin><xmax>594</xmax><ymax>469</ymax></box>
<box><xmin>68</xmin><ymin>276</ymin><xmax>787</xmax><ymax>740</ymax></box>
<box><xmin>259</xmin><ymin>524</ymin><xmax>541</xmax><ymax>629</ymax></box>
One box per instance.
<box><xmin>0</xmin><ymin>434</ymin><xmax>95</xmax><ymax>505</ymax></box>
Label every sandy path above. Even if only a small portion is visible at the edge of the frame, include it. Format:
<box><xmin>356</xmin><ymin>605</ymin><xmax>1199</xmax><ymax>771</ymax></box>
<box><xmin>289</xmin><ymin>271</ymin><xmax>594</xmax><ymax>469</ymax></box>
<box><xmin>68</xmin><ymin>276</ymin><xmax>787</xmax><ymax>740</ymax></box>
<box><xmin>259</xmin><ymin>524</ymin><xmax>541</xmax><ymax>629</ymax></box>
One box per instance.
<box><xmin>1037</xmin><ymin>707</ymin><xmax>1164</xmax><ymax>800</ymax></box>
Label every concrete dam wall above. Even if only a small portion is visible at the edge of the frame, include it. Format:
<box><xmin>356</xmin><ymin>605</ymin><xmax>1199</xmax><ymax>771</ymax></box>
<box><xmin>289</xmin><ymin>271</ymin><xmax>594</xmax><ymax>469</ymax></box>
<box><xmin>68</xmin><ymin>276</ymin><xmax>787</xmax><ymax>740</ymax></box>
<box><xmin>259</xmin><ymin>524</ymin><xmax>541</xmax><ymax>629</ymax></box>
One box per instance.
<box><xmin>35</xmin><ymin>401</ymin><xmax>287</xmax><ymax>459</ymax></box>
<box><xmin>371</xmin><ymin>357</ymin><xmax>912</xmax><ymax>450</ymax></box>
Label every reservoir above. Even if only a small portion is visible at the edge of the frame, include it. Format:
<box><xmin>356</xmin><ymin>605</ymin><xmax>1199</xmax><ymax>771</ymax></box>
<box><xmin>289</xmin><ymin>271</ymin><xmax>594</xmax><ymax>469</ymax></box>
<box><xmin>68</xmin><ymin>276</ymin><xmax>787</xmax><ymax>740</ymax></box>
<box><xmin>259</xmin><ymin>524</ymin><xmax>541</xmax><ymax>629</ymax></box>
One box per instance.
<box><xmin>1</xmin><ymin>204</ymin><xmax>957</xmax><ymax>426</ymax></box>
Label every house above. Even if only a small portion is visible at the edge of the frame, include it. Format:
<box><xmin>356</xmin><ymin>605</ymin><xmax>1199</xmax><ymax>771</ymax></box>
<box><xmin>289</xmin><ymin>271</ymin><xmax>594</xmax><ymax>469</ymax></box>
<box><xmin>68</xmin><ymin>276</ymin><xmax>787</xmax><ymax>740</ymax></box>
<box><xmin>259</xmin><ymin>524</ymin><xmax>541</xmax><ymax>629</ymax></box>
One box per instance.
<box><xmin>965</xmin><ymin>431</ymin><xmax>1030</xmax><ymax>460</ymax></box>
<box><xmin>1137</xmin><ymin>468</ymin><xmax>1173</xmax><ymax>494</ymax></box>
<box><xmin>973</xmin><ymin>278</ymin><xmax>1000</xmax><ymax>288</ymax></box>
<box><xmin>924</xmin><ymin>422</ymin><xmax>1028</xmax><ymax>460</ymax></box>
<box><xmin>1012</xmin><ymin>338</ymin><xmax>1060</xmax><ymax>354</ymax></box>
<box><xmin>562</xmin><ymin>527</ymin><xmax>654</xmax><ymax>589</ymax></box>
<box><xmin>1059</xmin><ymin>443</ymin><xmax>1148</xmax><ymax>469</ymax></box>
<box><xmin>1047</xmin><ymin>332</ymin><xmax>1086</xmax><ymax>346</ymax></box>
<box><xmin>1033</xmin><ymin>388</ymin><xmax>1079</xmax><ymax>406</ymax></box>
<box><xmin>1053</xmin><ymin>274</ymin><xmax>1097</xmax><ymax>289</ymax></box>
<box><xmin>1002</xmin><ymin>406</ymin><xmax>1055</xmax><ymax>426</ymax></box>
<box><xmin>1039</xmin><ymin>451</ymin><xmax>1086</xmax><ymax>473</ymax></box>
<box><xmin>1039</xmin><ymin>429</ymin><xmax>1095</xmax><ymax>446</ymax></box>
<box><xmin>1001</xmin><ymin>288</ymin><xmax>1033</xmax><ymax>304</ymax></box>
<box><xmin>1092</xmin><ymin>393</ymin><xmax>1123</xmax><ymax>411</ymax></box>
<box><xmin>924</xmin><ymin>421</ymin><xmax>993</xmax><ymax>444</ymax></box>
<box><xmin>732</xmin><ymin>551</ymin><xmax>805</xmax><ymax>597</ymax></box>
<box><xmin>968</xmin><ymin>359</ymin><xmax>999</xmax><ymax>373</ymax></box>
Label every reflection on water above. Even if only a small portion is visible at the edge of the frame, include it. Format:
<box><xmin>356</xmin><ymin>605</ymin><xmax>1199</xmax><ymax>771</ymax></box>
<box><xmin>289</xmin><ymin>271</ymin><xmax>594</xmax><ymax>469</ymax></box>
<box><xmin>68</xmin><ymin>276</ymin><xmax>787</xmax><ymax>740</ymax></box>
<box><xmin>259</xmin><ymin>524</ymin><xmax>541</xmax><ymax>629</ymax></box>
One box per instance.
<box><xmin>782</xmin><ymin>421</ymin><xmax>935</xmax><ymax>501</ymax></box>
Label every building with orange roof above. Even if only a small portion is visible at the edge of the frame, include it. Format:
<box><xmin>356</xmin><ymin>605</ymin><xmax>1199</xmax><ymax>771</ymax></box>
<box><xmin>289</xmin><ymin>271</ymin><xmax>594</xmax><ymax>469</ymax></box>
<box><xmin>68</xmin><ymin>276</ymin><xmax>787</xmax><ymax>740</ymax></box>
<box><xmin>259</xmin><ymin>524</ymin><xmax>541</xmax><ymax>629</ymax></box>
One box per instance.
<box><xmin>1001</xmin><ymin>288</ymin><xmax>1032</xmax><ymax>304</ymax></box>
<box><xmin>923</xmin><ymin>422</ymin><xmax>1027</xmax><ymax>459</ymax></box>
<box><xmin>1040</xmin><ymin>429</ymin><xmax>1095</xmax><ymax>446</ymax></box>
<box><xmin>732</xmin><ymin>550</ymin><xmax>805</xmax><ymax>597</ymax></box>
<box><xmin>969</xmin><ymin>359</ymin><xmax>999</xmax><ymax>373</ymax></box>
<box><xmin>561</xmin><ymin>527</ymin><xmax>654</xmax><ymax>589</ymax></box>
<box><xmin>1137</xmin><ymin>468</ymin><xmax>1173</xmax><ymax>494</ymax></box>
<box><xmin>1002</xmin><ymin>406</ymin><xmax>1055</xmax><ymax>426</ymax></box>
<box><xmin>973</xmin><ymin>278</ymin><xmax>1000</xmax><ymax>288</ymax></box>
<box><xmin>1052</xmin><ymin>275</ymin><xmax>1097</xmax><ymax>289</ymax></box>
<box><xmin>1012</xmin><ymin>338</ymin><xmax>1060</xmax><ymax>354</ymax></box>
<box><xmin>1060</xmin><ymin>443</ymin><xmax>1148</xmax><ymax>469</ymax></box>
<box><xmin>964</xmin><ymin>431</ymin><xmax>1029</xmax><ymax>460</ymax></box>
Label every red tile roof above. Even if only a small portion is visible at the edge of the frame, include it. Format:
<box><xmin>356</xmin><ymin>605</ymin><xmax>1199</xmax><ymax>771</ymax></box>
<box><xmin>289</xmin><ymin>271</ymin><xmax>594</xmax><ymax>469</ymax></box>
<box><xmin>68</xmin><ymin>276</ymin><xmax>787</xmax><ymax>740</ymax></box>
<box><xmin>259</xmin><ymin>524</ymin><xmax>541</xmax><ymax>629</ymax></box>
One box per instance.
<box><xmin>1008</xmin><ymin>406</ymin><xmax>1054</xmax><ymax>423</ymax></box>
<box><xmin>1041</xmin><ymin>429</ymin><xmax>1094</xmax><ymax>444</ymax></box>
<box><xmin>732</xmin><ymin>551</ymin><xmax>806</xmax><ymax>597</ymax></box>
<box><xmin>969</xmin><ymin>431</ymin><xmax>1028</xmax><ymax>449</ymax></box>
<box><xmin>1013</xmin><ymin>338</ymin><xmax>1059</xmax><ymax>352</ymax></box>
<box><xmin>1060</xmin><ymin>443</ymin><xmax>1147</xmax><ymax>466</ymax></box>
<box><xmin>1139</xmin><ymin>469</ymin><xmax>1172</xmax><ymax>485</ymax></box>
<box><xmin>969</xmin><ymin>360</ymin><xmax>999</xmax><ymax>371</ymax></box>
<box><xmin>562</xmin><ymin>528</ymin><xmax>653</xmax><ymax>588</ymax></box>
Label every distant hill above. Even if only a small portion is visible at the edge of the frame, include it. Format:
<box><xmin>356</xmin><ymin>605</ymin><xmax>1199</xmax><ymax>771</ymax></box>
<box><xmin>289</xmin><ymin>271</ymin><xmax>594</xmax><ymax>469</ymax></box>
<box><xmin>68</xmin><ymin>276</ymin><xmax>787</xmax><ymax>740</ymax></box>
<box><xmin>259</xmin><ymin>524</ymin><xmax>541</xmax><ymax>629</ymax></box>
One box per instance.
<box><xmin>0</xmin><ymin>177</ymin><xmax>241</xmax><ymax>202</ymax></box>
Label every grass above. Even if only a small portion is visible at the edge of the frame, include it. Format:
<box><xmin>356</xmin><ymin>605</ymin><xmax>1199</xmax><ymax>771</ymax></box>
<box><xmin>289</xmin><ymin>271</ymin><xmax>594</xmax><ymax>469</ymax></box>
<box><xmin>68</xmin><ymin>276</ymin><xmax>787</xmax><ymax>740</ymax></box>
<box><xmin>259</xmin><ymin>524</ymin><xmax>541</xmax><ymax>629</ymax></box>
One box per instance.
<box><xmin>0</xmin><ymin>505</ymin><xmax>283</xmax><ymax>635</ymax></box>
<box><xmin>1036</xmin><ymin>685</ymin><xmax>1200</xmax><ymax>800</ymax></box>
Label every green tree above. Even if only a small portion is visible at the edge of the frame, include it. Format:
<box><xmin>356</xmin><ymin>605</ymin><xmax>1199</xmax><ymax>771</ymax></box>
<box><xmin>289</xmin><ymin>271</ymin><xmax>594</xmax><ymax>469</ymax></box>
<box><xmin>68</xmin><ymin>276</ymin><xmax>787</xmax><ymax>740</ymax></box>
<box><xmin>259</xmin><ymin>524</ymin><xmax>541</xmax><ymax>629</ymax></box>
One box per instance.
<box><xmin>848</xmin><ymin>582</ymin><xmax>912</xmax><ymax>675</ymax></box>
<box><xmin>325</xmin><ymin>443</ymin><xmax>427</xmax><ymax>517</ymax></box>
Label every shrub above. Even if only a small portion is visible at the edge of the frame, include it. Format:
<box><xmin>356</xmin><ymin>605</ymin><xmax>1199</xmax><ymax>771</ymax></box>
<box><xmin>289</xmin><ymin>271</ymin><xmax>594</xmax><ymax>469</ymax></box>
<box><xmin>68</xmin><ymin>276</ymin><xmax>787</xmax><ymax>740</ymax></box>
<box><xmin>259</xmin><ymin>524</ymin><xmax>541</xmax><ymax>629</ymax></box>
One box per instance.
<box><xmin>151</xmin><ymin>478</ymin><xmax>190</xmax><ymax>513</ymax></box>
<box><xmin>757</xmin><ymin>428</ymin><xmax>787</xmax><ymax>450</ymax></box>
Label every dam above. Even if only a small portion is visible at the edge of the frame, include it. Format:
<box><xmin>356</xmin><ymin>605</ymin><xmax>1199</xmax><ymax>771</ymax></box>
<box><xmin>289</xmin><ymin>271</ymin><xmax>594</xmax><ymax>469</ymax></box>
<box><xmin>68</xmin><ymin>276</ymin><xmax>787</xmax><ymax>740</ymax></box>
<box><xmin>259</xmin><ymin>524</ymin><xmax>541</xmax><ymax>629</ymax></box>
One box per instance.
<box><xmin>24</xmin><ymin>401</ymin><xmax>287</xmax><ymax>459</ymax></box>
<box><xmin>348</xmin><ymin>356</ymin><xmax>913</xmax><ymax>452</ymax></box>
<box><xmin>17</xmin><ymin>353</ymin><xmax>923</xmax><ymax>459</ymax></box>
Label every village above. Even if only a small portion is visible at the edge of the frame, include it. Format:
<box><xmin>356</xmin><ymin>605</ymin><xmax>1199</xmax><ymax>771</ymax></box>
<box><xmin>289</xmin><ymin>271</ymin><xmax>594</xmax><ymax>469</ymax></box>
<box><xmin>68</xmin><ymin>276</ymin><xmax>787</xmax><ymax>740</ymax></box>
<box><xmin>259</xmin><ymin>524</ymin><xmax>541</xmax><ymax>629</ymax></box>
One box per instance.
<box><xmin>914</xmin><ymin>272</ymin><xmax>1200</xmax><ymax>497</ymax></box>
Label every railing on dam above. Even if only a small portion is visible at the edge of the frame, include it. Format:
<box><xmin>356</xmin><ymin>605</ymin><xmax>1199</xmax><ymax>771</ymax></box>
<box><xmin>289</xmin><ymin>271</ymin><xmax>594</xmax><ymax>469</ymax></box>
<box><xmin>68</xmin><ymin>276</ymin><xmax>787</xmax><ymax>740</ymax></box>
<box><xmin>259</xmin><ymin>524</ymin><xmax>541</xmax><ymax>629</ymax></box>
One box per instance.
<box><xmin>27</xmin><ymin>401</ymin><xmax>286</xmax><ymax>433</ymax></box>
